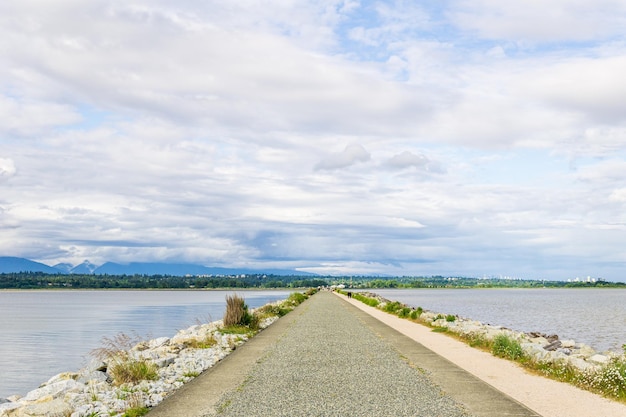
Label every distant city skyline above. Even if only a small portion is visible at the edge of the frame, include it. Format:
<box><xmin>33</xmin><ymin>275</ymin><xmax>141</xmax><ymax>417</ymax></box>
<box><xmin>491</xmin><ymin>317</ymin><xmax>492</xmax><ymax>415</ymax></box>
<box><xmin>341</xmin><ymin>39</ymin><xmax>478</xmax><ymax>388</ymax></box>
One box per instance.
<box><xmin>2</xmin><ymin>1</ymin><xmax>626</xmax><ymax>281</ymax></box>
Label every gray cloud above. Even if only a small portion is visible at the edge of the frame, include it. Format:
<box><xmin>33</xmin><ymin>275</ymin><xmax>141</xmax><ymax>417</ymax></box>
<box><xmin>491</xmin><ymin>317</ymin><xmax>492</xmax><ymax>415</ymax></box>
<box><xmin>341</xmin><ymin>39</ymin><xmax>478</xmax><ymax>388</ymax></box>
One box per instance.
<box><xmin>314</xmin><ymin>144</ymin><xmax>371</xmax><ymax>170</ymax></box>
<box><xmin>1</xmin><ymin>1</ymin><xmax>626</xmax><ymax>279</ymax></box>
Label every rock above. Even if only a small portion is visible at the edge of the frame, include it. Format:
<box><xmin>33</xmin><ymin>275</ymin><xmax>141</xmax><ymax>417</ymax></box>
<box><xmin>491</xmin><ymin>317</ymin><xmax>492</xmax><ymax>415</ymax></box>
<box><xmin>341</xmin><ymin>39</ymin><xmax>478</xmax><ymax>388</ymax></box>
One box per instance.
<box><xmin>43</xmin><ymin>372</ymin><xmax>78</xmax><ymax>386</ymax></box>
<box><xmin>77</xmin><ymin>370</ymin><xmax>109</xmax><ymax>384</ymax></box>
<box><xmin>530</xmin><ymin>336</ymin><xmax>549</xmax><ymax>346</ymax></box>
<box><xmin>148</xmin><ymin>337</ymin><xmax>170</xmax><ymax>349</ymax></box>
<box><xmin>561</xmin><ymin>339</ymin><xmax>576</xmax><ymax>348</ymax></box>
<box><xmin>23</xmin><ymin>380</ymin><xmax>84</xmax><ymax>402</ymax></box>
<box><xmin>588</xmin><ymin>354</ymin><xmax>610</xmax><ymax>365</ymax></box>
<box><xmin>15</xmin><ymin>398</ymin><xmax>72</xmax><ymax>417</ymax></box>
<box><xmin>0</xmin><ymin>401</ymin><xmax>22</xmax><ymax>415</ymax></box>
<box><xmin>543</xmin><ymin>340</ymin><xmax>562</xmax><ymax>351</ymax></box>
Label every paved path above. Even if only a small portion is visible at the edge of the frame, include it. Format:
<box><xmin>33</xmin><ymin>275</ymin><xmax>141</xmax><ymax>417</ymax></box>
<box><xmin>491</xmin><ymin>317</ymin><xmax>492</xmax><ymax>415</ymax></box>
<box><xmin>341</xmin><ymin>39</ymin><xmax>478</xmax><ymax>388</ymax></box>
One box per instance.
<box><xmin>148</xmin><ymin>291</ymin><xmax>539</xmax><ymax>417</ymax></box>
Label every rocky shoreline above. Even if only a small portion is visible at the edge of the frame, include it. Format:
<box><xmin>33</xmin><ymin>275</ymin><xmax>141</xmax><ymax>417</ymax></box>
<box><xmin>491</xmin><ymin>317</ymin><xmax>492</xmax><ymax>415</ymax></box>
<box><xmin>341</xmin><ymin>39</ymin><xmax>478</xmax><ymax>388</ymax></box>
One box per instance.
<box><xmin>0</xmin><ymin>311</ymin><xmax>279</xmax><ymax>417</ymax></box>
<box><xmin>360</xmin><ymin>291</ymin><xmax>623</xmax><ymax>371</ymax></box>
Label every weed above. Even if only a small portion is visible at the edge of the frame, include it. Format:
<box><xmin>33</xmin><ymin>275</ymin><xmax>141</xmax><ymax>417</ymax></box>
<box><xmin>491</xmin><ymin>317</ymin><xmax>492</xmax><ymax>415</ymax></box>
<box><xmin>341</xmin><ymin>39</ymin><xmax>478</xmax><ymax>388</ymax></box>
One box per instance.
<box><xmin>492</xmin><ymin>334</ymin><xmax>525</xmax><ymax>361</ymax></box>
<box><xmin>409</xmin><ymin>307</ymin><xmax>423</xmax><ymax>320</ymax></box>
<box><xmin>432</xmin><ymin>326</ymin><xmax>448</xmax><ymax>333</ymax></box>
<box><xmin>383</xmin><ymin>301</ymin><xmax>403</xmax><ymax>313</ymax></box>
<box><xmin>398</xmin><ymin>307</ymin><xmax>412</xmax><ymax>318</ymax></box>
<box><xmin>464</xmin><ymin>332</ymin><xmax>491</xmax><ymax>349</ymax></box>
<box><xmin>223</xmin><ymin>294</ymin><xmax>253</xmax><ymax>327</ymax></box>
<box><xmin>445</xmin><ymin>314</ymin><xmax>456</xmax><ymax>322</ymax></box>
<box><xmin>184</xmin><ymin>335</ymin><xmax>216</xmax><ymax>349</ymax></box>
<box><xmin>110</xmin><ymin>360</ymin><xmax>158</xmax><ymax>385</ymax></box>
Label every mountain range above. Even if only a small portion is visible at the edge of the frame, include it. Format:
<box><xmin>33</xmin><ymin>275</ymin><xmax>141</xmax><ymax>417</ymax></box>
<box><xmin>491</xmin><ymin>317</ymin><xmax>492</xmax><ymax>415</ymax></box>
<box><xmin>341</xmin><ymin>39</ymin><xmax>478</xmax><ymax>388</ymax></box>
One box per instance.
<box><xmin>0</xmin><ymin>257</ymin><xmax>316</xmax><ymax>276</ymax></box>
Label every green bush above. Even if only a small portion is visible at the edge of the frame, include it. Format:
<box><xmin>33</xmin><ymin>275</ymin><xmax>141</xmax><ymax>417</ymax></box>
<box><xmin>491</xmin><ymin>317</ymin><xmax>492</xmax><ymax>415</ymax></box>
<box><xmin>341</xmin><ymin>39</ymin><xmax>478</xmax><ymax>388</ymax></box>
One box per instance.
<box><xmin>445</xmin><ymin>314</ymin><xmax>456</xmax><ymax>322</ymax></box>
<box><xmin>492</xmin><ymin>334</ymin><xmax>525</xmax><ymax>361</ymax></box>
<box><xmin>383</xmin><ymin>301</ymin><xmax>403</xmax><ymax>313</ymax></box>
<box><xmin>287</xmin><ymin>292</ymin><xmax>307</xmax><ymax>306</ymax></box>
<box><xmin>398</xmin><ymin>307</ymin><xmax>412</xmax><ymax>318</ymax></box>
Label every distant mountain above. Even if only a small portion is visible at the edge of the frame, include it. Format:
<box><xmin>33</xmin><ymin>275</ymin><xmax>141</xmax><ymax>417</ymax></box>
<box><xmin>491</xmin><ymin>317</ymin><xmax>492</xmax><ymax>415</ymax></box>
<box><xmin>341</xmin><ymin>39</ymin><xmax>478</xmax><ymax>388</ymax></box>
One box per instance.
<box><xmin>0</xmin><ymin>257</ymin><xmax>62</xmax><ymax>274</ymax></box>
<box><xmin>94</xmin><ymin>262</ymin><xmax>315</xmax><ymax>276</ymax></box>
<box><xmin>0</xmin><ymin>257</ymin><xmax>316</xmax><ymax>276</ymax></box>
<box><xmin>52</xmin><ymin>263</ymin><xmax>74</xmax><ymax>273</ymax></box>
<box><xmin>70</xmin><ymin>260</ymin><xmax>98</xmax><ymax>274</ymax></box>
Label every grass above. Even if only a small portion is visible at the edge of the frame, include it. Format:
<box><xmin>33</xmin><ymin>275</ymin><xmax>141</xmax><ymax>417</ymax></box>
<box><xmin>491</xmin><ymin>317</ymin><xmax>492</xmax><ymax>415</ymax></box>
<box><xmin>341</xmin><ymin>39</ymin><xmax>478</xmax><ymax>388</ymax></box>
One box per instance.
<box><xmin>491</xmin><ymin>334</ymin><xmax>525</xmax><ymax>361</ymax></box>
<box><xmin>223</xmin><ymin>294</ymin><xmax>255</xmax><ymax>327</ymax></box>
<box><xmin>184</xmin><ymin>335</ymin><xmax>217</xmax><ymax>349</ymax></box>
<box><xmin>91</xmin><ymin>333</ymin><xmax>158</xmax><ymax>386</ymax></box>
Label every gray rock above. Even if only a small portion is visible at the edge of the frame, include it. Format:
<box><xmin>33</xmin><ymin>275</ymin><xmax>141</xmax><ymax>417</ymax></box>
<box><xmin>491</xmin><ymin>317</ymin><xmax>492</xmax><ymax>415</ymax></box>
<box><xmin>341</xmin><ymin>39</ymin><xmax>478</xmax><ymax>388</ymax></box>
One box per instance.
<box><xmin>23</xmin><ymin>379</ymin><xmax>84</xmax><ymax>402</ymax></box>
<box><xmin>14</xmin><ymin>398</ymin><xmax>72</xmax><ymax>417</ymax></box>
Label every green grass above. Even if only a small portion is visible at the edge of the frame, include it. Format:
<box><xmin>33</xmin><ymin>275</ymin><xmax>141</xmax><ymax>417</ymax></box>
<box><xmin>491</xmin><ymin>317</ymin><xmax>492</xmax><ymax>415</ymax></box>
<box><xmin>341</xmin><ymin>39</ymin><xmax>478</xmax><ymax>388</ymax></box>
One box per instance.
<box><xmin>352</xmin><ymin>293</ymin><xmax>379</xmax><ymax>307</ymax></box>
<box><xmin>122</xmin><ymin>406</ymin><xmax>149</xmax><ymax>417</ymax></box>
<box><xmin>491</xmin><ymin>334</ymin><xmax>525</xmax><ymax>361</ymax></box>
<box><xmin>109</xmin><ymin>359</ymin><xmax>158</xmax><ymax>386</ymax></box>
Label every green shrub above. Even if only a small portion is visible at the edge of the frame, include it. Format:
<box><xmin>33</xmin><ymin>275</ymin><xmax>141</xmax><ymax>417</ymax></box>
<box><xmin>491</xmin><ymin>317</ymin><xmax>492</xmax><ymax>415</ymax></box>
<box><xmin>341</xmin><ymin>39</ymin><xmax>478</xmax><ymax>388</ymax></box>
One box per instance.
<box><xmin>287</xmin><ymin>292</ymin><xmax>307</xmax><ymax>306</ymax></box>
<box><xmin>445</xmin><ymin>314</ymin><xmax>456</xmax><ymax>322</ymax></box>
<box><xmin>398</xmin><ymin>307</ymin><xmax>412</xmax><ymax>318</ymax></box>
<box><xmin>492</xmin><ymin>334</ymin><xmax>525</xmax><ymax>361</ymax></box>
<box><xmin>383</xmin><ymin>301</ymin><xmax>403</xmax><ymax>313</ymax></box>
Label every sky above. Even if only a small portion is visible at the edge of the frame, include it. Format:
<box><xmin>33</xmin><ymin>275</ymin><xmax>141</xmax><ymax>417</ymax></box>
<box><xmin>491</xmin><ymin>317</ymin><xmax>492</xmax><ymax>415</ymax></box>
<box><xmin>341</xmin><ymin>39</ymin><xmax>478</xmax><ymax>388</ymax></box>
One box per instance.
<box><xmin>1</xmin><ymin>1</ymin><xmax>626</xmax><ymax>280</ymax></box>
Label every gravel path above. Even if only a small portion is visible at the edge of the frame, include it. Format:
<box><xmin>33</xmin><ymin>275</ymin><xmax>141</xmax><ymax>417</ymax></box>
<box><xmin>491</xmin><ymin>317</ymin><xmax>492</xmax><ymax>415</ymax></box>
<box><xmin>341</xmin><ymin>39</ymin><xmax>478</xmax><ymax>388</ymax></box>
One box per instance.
<box><xmin>209</xmin><ymin>291</ymin><xmax>474</xmax><ymax>417</ymax></box>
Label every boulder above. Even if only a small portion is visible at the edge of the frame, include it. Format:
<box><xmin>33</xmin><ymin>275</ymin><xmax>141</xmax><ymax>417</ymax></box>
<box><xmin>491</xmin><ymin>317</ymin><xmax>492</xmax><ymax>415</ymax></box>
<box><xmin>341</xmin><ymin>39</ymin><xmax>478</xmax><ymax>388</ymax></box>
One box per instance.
<box><xmin>543</xmin><ymin>340</ymin><xmax>562</xmax><ymax>351</ymax></box>
<box><xmin>23</xmin><ymin>380</ymin><xmax>84</xmax><ymax>402</ymax></box>
<box><xmin>14</xmin><ymin>398</ymin><xmax>72</xmax><ymax>417</ymax></box>
<box><xmin>588</xmin><ymin>354</ymin><xmax>610</xmax><ymax>365</ymax></box>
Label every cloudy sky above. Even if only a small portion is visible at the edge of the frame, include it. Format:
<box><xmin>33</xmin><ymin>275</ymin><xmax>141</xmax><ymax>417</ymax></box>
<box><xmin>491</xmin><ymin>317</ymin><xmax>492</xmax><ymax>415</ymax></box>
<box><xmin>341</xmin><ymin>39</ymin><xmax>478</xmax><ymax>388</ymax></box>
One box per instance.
<box><xmin>1</xmin><ymin>1</ymin><xmax>626</xmax><ymax>280</ymax></box>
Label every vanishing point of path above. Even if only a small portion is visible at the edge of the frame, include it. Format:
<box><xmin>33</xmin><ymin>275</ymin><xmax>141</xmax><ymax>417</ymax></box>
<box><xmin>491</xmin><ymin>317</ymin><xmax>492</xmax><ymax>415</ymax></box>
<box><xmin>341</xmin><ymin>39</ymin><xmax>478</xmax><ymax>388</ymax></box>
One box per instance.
<box><xmin>149</xmin><ymin>291</ymin><xmax>539</xmax><ymax>417</ymax></box>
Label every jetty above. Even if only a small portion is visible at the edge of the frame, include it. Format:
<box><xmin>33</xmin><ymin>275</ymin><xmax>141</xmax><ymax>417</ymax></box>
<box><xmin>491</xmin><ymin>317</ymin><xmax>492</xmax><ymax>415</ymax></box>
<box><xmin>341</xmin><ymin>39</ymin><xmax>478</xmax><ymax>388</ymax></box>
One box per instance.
<box><xmin>148</xmin><ymin>291</ymin><xmax>539</xmax><ymax>416</ymax></box>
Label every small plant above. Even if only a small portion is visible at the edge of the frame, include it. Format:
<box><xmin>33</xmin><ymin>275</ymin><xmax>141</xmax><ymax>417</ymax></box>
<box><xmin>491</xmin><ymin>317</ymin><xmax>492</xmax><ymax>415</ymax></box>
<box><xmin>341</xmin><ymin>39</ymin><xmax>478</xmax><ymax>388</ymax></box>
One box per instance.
<box><xmin>432</xmin><ymin>326</ymin><xmax>448</xmax><ymax>333</ymax></box>
<box><xmin>110</xmin><ymin>359</ymin><xmax>158</xmax><ymax>385</ymax></box>
<box><xmin>464</xmin><ymin>332</ymin><xmax>491</xmax><ymax>349</ymax></box>
<box><xmin>287</xmin><ymin>292</ymin><xmax>307</xmax><ymax>306</ymax></box>
<box><xmin>398</xmin><ymin>307</ymin><xmax>412</xmax><ymax>318</ymax></box>
<box><xmin>353</xmin><ymin>293</ymin><xmax>379</xmax><ymax>307</ymax></box>
<box><xmin>445</xmin><ymin>314</ymin><xmax>456</xmax><ymax>322</ymax></box>
<box><xmin>434</xmin><ymin>314</ymin><xmax>445</xmax><ymax>321</ymax></box>
<box><xmin>492</xmin><ymin>334</ymin><xmax>525</xmax><ymax>361</ymax></box>
<box><xmin>383</xmin><ymin>301</ymin><xmax>403</xmax><ymax>313</ymax></box>
<box><xmin>223</xmin><ymin>294</ymin><xmax>253</xmax><ymax>327</ymax></box>
<box><xmin>184</xmin><ymin>335</ymin><xmax>216</xmax><ymax>349</ymax></box>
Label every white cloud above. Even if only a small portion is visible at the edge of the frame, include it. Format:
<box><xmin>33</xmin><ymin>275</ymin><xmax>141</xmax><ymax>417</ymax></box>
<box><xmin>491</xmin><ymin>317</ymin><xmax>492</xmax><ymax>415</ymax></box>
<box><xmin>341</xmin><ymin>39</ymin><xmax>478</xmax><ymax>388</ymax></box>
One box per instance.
<box><xmin>450</xmin><ymin>0</ymin><xmax>626</xmax><ymax>43</ymax></box>
<box><xmin>315</xmin><ymin>144</ymin><xmax>371</xmax><ymax>170</ymax></box>
<box><xmin>0</xmin><ymin>158</ymin><xmax>16</xmax><ymax>179</ymax></box>
<box><xmin>1</xmin><ymin>1</ymin><xmax>626</xmax><ymax>280</ymax></box>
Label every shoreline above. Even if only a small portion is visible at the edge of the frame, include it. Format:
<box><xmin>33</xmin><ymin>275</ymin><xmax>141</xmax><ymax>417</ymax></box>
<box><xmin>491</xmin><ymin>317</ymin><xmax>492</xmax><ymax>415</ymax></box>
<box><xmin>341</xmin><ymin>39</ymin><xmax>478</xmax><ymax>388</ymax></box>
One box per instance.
<box><xmin>341</xmin><ymin>291</ymin><xmax>626</xmax><ymax>417</ymax></box>
<box><xmin>0</xmin><ymin>293</ymin><xmax>309</xmax><ymax>417</ymax></box>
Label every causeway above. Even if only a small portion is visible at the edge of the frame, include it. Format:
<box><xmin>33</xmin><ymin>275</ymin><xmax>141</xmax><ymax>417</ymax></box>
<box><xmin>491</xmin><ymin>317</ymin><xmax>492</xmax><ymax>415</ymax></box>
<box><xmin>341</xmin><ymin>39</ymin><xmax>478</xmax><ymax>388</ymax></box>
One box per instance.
<box><xmin>148</xmin><ymin>291</ymin><xmax>539</xmax><ymax>417</ymax></box>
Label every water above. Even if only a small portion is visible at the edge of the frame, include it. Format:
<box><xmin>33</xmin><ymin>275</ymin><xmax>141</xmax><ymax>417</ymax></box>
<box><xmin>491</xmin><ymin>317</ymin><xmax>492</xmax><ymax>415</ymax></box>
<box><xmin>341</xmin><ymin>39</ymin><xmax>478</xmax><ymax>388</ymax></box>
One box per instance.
<box><xmin>372</xmin><ymin>288</ymin><xmax>626</xmax><ymax>354</ymax></box>
<box><xmin>0</xmin><ymin>289</ymin><xmax>290</xmax><ymax>398</ymax></box>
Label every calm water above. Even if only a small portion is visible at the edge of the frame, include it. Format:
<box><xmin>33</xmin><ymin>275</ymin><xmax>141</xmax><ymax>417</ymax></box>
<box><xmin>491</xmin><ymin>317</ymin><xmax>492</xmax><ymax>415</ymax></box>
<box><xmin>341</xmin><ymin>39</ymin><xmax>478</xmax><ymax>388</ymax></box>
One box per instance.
<box><xmin>373</xmin><ymin>288</ymin><xmax>626</xmax><ymax>354</ymax></box>
<box><xmin>0</xmin><ymin>290</ymin><xmax>290</xmax><ymax>398</ymax></box>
